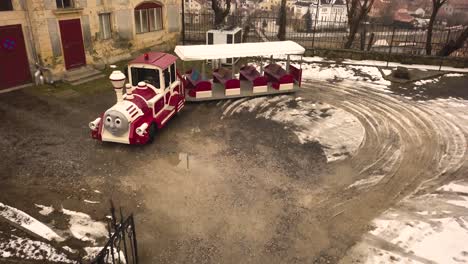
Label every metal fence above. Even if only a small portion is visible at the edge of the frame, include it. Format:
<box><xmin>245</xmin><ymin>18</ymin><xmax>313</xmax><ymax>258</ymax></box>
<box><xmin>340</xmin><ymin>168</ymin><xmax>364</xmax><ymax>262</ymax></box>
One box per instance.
<box><xmin>183</xmin><ymin>12</ymin><xmax>468</xmax><ymax>58</ymax></box>
<box><xmin>89</xmin><ymin>202</ymin><xmax>138</xmax><ymax>264</ymax></box>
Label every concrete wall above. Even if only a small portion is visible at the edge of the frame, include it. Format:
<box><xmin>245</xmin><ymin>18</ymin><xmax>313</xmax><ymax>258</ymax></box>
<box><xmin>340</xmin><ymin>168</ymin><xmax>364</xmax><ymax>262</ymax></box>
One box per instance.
<box><xmin>1</xmin><ymin>0</ymin><xmax>182</xmax><ymax>79</ymax></box>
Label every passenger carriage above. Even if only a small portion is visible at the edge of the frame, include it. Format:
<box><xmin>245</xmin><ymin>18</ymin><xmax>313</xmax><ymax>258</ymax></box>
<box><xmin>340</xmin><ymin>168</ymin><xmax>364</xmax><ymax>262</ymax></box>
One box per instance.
<box><xmin>89</xmin><ymin>41</ymin><xmax>305</xmax><ymax>144</ymax></box>
<box><xmin>175</xmin><ymin>40</ymin><xmax>305</xmax><ymax>101</ymax></box>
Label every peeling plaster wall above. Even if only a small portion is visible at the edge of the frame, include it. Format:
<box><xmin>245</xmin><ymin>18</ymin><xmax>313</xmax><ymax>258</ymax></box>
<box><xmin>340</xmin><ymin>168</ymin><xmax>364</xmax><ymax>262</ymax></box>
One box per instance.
<box><xmin>81</xmin><ymin>15</ymin><xmax>93</xmax><ymax>51</ymax></box>
<box><xmin>2</xmin><ymin>0</ymin><xmax>182</xmax><ymax>78</ymax></box>
<box><xmin>115</xmin><ymin>9</ymin><xmax>133</xmax><ymax>40</ymax></box>
<box><xmin>47</xmin><ymin>18</ymin><xmax>62</xmax><ymax>57</ymax></box>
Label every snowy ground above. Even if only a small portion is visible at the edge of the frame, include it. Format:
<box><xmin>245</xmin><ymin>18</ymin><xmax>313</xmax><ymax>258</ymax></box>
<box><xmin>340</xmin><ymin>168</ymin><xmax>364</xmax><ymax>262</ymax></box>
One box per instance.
<box><xmin>228</xmin><ymin>60</ymin><xmax>468</xmax><ymax>263</ymax></box>
<box><xmin>222</xmin><ymin>95</ymin><xmax>365</xmax><ymax>162</ymax></box>
<box><xmin>0</xmin><ymin>202</ymin><xmax>108</xmax><ymax>262</ymax></box>
<box><xmin>343</xmin><ymin>180</ymin><xmax>468</xmax><ymax>264</ymax></box>
<box><xmin>1</xmin><ymin>57</ymin><xmax>466</xmax><ymax>263</ymax></box>
<box><xmin>319</xmin><ymin>63</ymin><xmax>468</xmax><ymax>263</ymax></box>
<box><xmin>270</xmin><ymin>54</ymin><xmax>468</xmax><ymax>73</ymax></box>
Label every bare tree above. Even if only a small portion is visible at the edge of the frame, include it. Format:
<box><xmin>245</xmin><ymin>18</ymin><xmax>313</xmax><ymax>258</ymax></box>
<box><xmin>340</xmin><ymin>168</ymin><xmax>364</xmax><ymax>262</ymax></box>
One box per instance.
<box><xmin>277</xmin><ymin>0</ymin><xmax>287</xmax><ymax>40</ymax></box>
<box><xmin>437</xmin><ymin>27</ymin><xmax>468</xmax><ymax>56</ymax></box>
<box><xmin>425</xmin><ymin>0</ymin><xmax>448</xmax><ymax>55</ymax></box>
<box><xmin>344</xmin><ymin>0</ymin><xmax>375</xmax><ymax>49</ymax></box>
<box><xmin>212</xmin><ymin>0</ymin><xmax>231</xmax><ymax>29</ymax></box>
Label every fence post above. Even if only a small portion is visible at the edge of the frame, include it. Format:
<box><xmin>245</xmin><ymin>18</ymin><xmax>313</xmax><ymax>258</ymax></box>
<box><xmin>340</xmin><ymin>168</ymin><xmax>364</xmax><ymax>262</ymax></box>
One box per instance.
<box><xmin>439</xmin><ymin>29</ymin><xmax>451</xmax><ymax>71</ymax></box>
<box><xmin>311</xmin><ymin>3</ymin><xmax>320</xmax><ymax>52</ymax></box>
<box><xmin>181</xmin><ymin>0</ymin><xmax>185</xmax><ymax>45</ymax></box>
<box><xmin>387</xmin><ymin>27</ymin><xmax>396</xmax><ymax>68</ymax></box>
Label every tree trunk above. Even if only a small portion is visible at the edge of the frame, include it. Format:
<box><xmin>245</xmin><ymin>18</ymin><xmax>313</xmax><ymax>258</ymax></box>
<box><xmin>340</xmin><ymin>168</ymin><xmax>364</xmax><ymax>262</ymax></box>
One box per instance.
<box><xmin>425</xmin><ymin>11</ymin><xmax>437</xmax><ymax>55</ymax></box>
<box><xmin>277</xmin><ymin>0</ymin><xmax>287</xmax><ymax>40</ymax></box>
<box><xmin>437</xmin><ymin>27</ymin><xmax>468</xmax><ymax>56</ymax></box>
<box><xmin>214</xmin><ymin>12</ymin><xmax>225</xmax><ymax>27</ymax></box>
<box><xmin>344</xmin><ymin>22</ymin><xmax>359</xmax><ymax>49</ymax></box>
<box><xmin>212</xmin><ymin>0</ymin><xmax>231</xmax><ymax>29</ymax></box>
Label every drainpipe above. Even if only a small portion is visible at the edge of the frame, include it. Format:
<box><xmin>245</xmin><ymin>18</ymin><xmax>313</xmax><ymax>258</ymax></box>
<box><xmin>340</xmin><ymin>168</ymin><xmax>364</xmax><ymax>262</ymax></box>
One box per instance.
<box><xmin>24</xmin><ymin>0</ymin><xmax>39</xmax><ymax>64</ymax></box>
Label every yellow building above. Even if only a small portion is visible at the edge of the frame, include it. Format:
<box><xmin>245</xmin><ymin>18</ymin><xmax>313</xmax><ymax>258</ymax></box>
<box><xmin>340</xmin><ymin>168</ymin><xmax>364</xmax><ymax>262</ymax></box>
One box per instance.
<box><xmin>0</xmin><ymin>0</ymin><xmax>181</xmax><ymax>91</ymax></box>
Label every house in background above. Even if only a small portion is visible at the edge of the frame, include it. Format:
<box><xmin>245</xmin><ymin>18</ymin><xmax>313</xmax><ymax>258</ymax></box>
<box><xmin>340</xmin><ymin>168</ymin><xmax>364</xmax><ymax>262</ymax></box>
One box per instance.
<box><xmin>0</xmin><ymin>0</ymin><xmax>181</xmax><ymax>91</ymax></box>
<box><xmin>293</xmin><ymin>0</ymin><xmax>347</xmax><ymax>27</ymax></box>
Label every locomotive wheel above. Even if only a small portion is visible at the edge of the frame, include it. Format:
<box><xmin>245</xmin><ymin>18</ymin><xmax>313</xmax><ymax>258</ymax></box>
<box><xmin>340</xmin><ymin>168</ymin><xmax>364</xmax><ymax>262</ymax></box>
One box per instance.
<box><xmin>148</xmin><ymin>123</ymin><xmax>157</xmax><ymax>143</ymax></box>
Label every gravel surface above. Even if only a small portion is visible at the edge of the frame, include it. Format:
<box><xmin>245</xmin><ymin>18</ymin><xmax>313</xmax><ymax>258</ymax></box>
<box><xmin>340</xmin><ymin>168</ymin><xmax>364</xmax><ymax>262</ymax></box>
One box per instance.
<box><xmin>0</xmin><ymin>72</ymin><xmax>467</xmax><ymax>263</ymax></box>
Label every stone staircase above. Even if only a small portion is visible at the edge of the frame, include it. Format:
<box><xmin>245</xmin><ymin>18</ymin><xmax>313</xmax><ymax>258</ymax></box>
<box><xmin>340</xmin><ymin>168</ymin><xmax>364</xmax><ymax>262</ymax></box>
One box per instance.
<box><xmin>63</xmin><ymin>66</ymin><xmax>106</xmax><ymax>86</ymax></box>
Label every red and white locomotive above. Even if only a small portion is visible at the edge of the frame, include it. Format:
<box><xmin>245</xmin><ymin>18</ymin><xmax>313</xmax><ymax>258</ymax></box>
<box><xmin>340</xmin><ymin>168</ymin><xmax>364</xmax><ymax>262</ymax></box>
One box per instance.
<box><xmin>89</xmin><ymin>52</ymin><xmax>185</xmax><ymax>144</ymax></box>
<box><xmin>90</xmin><ymin>41</ymin><xmax>306</xmax><ymax>144</ymax></box>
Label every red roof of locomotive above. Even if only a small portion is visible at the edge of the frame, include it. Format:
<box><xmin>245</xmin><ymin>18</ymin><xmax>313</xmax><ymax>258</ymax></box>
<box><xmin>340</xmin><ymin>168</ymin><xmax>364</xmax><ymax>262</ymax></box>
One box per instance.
<box><xmin>130</xmin><ymin>52</ymin><xmax>178</xmax><ymax>70</ymax></box>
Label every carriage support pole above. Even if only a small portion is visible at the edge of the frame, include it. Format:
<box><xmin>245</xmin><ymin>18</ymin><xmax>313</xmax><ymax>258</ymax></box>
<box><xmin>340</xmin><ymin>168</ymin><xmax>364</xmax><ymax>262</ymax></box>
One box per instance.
<box><xmin>260</xmin><ymin>57</ymin><xmax>264</xmax><ymax>75</ymax></box>
<box><xmin>202</xmin><ymin>61</ymin><xmax>205</xmax><ymax>80</ymax></box>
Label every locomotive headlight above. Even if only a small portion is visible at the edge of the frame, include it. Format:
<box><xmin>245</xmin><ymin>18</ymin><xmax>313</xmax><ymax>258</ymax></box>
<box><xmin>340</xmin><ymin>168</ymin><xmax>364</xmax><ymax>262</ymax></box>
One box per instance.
<box><xmin>136</xmin><ymin>123</ymin><xmax>149</xmax><ymax>137</ymax></box>
<box><xmin>89</xmin><ymin>117</ymin><xmax>101</xmax><ymax>131</ymax></box>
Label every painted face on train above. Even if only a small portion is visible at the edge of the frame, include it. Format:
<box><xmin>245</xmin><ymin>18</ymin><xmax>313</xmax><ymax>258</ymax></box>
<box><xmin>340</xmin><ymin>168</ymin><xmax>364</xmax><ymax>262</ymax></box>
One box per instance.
<box><xmin>104</xmin><ymin>110</ymin><xmax>129</xmax><ymax>136</ymax></box>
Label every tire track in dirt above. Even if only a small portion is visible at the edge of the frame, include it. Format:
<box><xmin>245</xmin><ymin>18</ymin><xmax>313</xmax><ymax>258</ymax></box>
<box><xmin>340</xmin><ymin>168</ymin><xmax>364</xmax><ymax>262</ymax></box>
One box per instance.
<box><xmin>299</xmin><ymin>80</ymin><xmax>467</xmax><ymax>261</ymax></box>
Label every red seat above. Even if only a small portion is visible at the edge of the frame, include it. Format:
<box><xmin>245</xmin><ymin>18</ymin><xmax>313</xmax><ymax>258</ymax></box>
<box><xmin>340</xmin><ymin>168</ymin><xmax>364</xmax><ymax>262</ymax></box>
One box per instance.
<box><xmin>213</xmin><ymin>68</ymin><xmax>240</xmax><ymax>90</ymax></box>
<box><xmin>212</xmin><ymin>68</ymin><xmax>232</xmax><ymax>85</ymax></box>
<box><xmin>240</xmin><ymin>65</ymin><xmax>261</xmax><ymax>82</ymax></box>
<box><xmin>184</xmin><ymin>69</ymin><xmax>202</xmax><ymax>88</ymax></box>
<box><xmin>264</xmin><ymin>64</ymin><xmax>288</xmax><ymax>82</ymax></box>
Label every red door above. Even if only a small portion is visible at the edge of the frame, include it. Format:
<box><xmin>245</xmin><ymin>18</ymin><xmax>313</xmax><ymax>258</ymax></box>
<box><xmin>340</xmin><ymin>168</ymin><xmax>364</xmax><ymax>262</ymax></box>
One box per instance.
<box><xmin>59</xmin><ymin>19</ymin><xmax>86</xmax><ymax>70</ymax></box>
<box><xmin>0</xmin><ymin>24</ymin><xmax>31</xmax><ymax>90</ymax></box>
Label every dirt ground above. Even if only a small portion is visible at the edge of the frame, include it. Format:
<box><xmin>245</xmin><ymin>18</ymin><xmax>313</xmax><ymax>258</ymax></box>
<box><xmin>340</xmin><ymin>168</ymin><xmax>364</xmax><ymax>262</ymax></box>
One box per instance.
<box><xmin>0</xmin><ymin>73</ymin><xmax>467</xmax><ymax>263</ymax></box>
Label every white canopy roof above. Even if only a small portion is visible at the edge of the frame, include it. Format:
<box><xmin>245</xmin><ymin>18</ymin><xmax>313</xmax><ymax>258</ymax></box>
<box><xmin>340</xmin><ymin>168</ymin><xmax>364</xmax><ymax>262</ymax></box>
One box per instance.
<box><xmin>174</xmin><ymin>41</ymin><xmax>305</xmax><ymax>61</ymax></box>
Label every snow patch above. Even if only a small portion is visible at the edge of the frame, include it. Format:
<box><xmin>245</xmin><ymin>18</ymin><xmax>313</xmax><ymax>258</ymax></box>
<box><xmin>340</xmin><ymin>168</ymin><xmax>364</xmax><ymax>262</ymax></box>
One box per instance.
<box><xmin>83</xmin><ymin>200</ymin><xmax>100</xmax><ymax>204</ymax></box>
<box><xmin>0</xmin><ymin>202</ymin><xmax>63</xmax><ymax>241</ymax></box>
<box><xmin>348</xmin><ymin>175</ymin><xmax>385</xmax><ymax>189</ymax></box>
<box><xmin>61</xmin><ymin>208</ymin><xmax>107</xmax><ymax>244</ymax></box>
<box><xmin>35</xmin><ymin>204</ymin><xmax>54</xmax><ymax>216</ymax></box>
<box><xmin>226</xmin><ymin>96</ymin><xmax>365</xmax><ymax>162</ymax></box>
<box><xmin>445</xmin><ymin>73</ymin><xmax>465</xmax><ymax>77</ymax></box>
<box><xmin>298</xmin><ymin>63</ymin><xmax>391</xmax><ymax>87</ymax></box>
<box><xmin>0</xmin><ymin>235</ymin><xmax>75</xmax><ymax>263</ymax></box>
<box><xmin>446</xmin><ymin>197</ymin><xmax>468</xmax><ymax>209</ymax></box>
<box><xmin>84</xmin><ymin>246</ymin><xmax>126</xmax><ymax>263</ymax></box>
<box><xmin>438</xmin><ymin>181</ymin><xmax>468</xmax><ymax>194</ymax></box>
<box><xmin>414</xmin><ymin>77</ymin><xmax>440</xmax><ymax>86</ymax></box>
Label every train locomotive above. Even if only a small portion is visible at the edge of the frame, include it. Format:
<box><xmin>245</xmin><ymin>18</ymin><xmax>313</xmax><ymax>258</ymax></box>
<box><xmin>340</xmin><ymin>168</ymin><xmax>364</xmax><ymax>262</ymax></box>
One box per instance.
<box><xmin>89</xmin><ymin>52</ymin><xmax>185</xmax><ymax>144</ymax></box>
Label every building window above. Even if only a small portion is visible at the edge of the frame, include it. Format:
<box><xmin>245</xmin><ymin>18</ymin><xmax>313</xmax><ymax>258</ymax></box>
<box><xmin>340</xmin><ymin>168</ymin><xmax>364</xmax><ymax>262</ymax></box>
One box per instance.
<box><xmin>0</xmin><ymin>0</ymin><xmax>13</xmax><ymax>11</ymax></box>
<box><xmin>56</xmin><ymin>0</ymin><xmax>74</xmax><ymax>8</ymax></box>
<box><xmin>135</xmin><ymin>2</ymin><xmax>163</xmax><ymax>34</ymax></box>
<box><xmin>99</xmin><ymin>13</ymin><xmax>112</xmax><ymax>40</ymax></box>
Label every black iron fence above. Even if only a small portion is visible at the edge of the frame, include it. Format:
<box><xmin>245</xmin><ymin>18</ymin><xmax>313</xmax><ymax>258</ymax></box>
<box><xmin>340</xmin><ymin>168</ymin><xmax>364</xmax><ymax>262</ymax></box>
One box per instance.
<box><xmin>183</xmin><ymin>12</ymin><xmax>468</xmax><ymax>58</ymax></box>
<box><xmin>89</xmin><ymin>202</ymin><xmax>138</xmax><ymax>264</ymax></box>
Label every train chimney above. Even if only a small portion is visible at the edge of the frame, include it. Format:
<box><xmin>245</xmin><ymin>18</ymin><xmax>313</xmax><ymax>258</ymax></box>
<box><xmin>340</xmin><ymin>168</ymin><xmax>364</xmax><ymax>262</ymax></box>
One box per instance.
<box><xmin>125</xmin><ymin>83</ymin><xmax>134</xmax><ymax>99</ymax></box>
<box><xmin>109</xmin><ymin>70</ymin><xmax>126</xmax><ymax>103</ymax></box>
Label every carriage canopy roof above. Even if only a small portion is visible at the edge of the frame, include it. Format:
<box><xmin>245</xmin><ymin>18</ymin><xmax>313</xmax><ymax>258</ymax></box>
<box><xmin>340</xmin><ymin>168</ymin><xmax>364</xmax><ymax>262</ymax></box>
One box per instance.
<box><xmin>174</xmin><ymin>41</ymin><xmax>305</xmax><ymax>61</ymax></box>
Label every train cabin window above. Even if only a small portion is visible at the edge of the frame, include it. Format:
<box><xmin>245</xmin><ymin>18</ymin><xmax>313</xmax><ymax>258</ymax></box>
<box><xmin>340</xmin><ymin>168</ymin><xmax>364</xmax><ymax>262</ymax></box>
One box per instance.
<box><xmin>131</xmin><ymin>67</ymin><xmax>160</xmax><ymax>88</ymax></box>
<box><xmin>170</xmin><ymin>64</ymin><xmax>176</xmax><ymax>83</ymax></box>
<box><xmin>163</xmin><ymin>68</ymin><xmax>170</xmax><ymax>88</ymax></box>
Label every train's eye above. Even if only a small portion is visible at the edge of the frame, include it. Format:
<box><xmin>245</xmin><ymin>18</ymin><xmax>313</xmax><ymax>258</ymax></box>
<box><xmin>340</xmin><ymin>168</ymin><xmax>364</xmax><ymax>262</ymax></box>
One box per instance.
<box><xmin>115</xmin><ymin>118</ymin><xmax>121</xmax><ymax>126</ymax></box>
<box><xmin>106</xmin><ymin>116</ymin><xmax>112</xmax><ymax>123</ymax></box>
